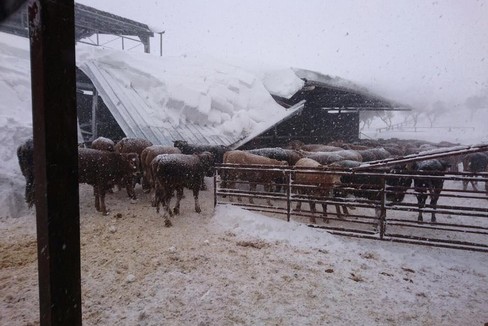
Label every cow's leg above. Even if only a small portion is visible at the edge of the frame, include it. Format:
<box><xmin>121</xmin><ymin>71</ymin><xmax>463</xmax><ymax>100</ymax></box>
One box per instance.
<box><xmin>125</xmin><ymin>176</ymin><xmax>137</xmax><ymax>200</ymax></box>
<box><xmin>193</xmin><ymin>186</ymin><xmax>202</xmax><ymax>213</ymax></box>
<box><xmin>294</xmin><ymin>200</ymin><xmax>302</xmax><ymax>211</ymax></box>
<box><xmin>470</xmin><ymin>180</ymin><xmax>479</xmax><ymax>191</ymax></box>
<box><xmin>374</xmin><ymin>206</ymin><xmax>385</xmax><ymax>232</ymax></box>
<box><xmin>227</xmin><ymin>180</ymin><xmax>236</xmax><ymax>202</ymax></box>
<box><xmin>96</xmin><ymin>185</ymin><xmax>108</xmax><ymax>215</ymax></box>
<box><xmin>264</xmin><ymin>183</ymin><xmax>273</xmax><ymax>206</ymax></box>
<box><xmin>153</xmin><ymin>180</ymin><xmax>162</xmax><ymax>213</ymax></box>
<box><xmin>200</xmin><ymin>177</ymin><xmax>208</xmax><ymax>191</ymax></box>
<box><xmin>309</xmin><ymin>198</ymin><xmax>317</xmax><ymax>214</ymax></box>
<box><xmin>142</xmin><ymin>171</ymin><xmax>151</xmax><ymax>193</ymax></box>
<box><xmin>294</xmin><ymin>187</ymin><xmax>303</xmax><ymax>211</ymax></box>
<box><xmin>321</xmin><ymin>202</ymin><xmax>328</xmax><ymax>217</ymax></box>
<box><xmin>25</xmin><ymin>176</ymin><xmax>35</xmax><ymax>208</ymax></box>
<box><xmin>308</xmin><ymin>192</ymin><xmax>317</xmax><ymax>224</ymax></box>
<box><xmin>163</xmin><ymin>189</ymin><xmax>173</xmax><ymax>217</ymax></box>
<box><xmin>151</xmin><ymin>190</ymin><xmax>157</xmax><ymax>207</ymax></box>
<box><xmin>335</xmin><ymin>205</ymin><xmax>343</xmax><ymax>218</ymax></box>
<box><xmin>309</xmin><ymin>197</ymin><xmax>317</xmax><ymax>224</ymax></box>
<box><xmin>248</xmin><ymin>183</ymin><xmax>256</xmax><ymax>204</ymax></box>
<box><xmin>93</xmin><ymin>186</ymin><xmax>101</xmax><ymax>212</ymax></box>
<box><xmin>173</xmin><ymin>187</ymin><xmax>184</xmax><ymax>215</ymax></box>
<box><xmin>462</xmin><ymin>179</ymin><xmax>468</xmax><ymax>191</ymax></box>
<box><xmin>416</xmin><ymin>192</ymin><xmax>427</xmax><ymax>222</ymax></box>
<box><xmin>429</xmin><ymin>187</ymin><xmax>442</xmax><ymax>223</ymax></box>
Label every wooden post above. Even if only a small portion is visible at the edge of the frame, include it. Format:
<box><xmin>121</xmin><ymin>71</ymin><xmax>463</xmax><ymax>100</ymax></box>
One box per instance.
<box><xmin>286</xmin><ymin>170</ymin><xmax>292</xmax><ymax>222</ymax></box>
<box><xmin>28</xmin><ymin>0</ymin><xmax>82</xmax><ymax>325</ymax></box>
<box><xmin>159</xmin><ymin>31</ymin><xmax>165</xmax><ymax>56</ymax></box>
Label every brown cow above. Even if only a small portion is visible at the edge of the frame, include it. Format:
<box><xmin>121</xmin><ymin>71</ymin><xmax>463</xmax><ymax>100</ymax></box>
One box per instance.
<box><xmin>293</xmin><ymin>158</ymin><xmax>341</xmax><ymax>223</ymax></box>
<box><xmin>221</xmin><ymin>150</ymin><xmax>288</xmax><ymax>206</ymax></box>
<box><xmin>17</xmin><ymin>138</ymin><xmax>35</xmax><ymax>208</ymax></box>
<box><xmin>78</xmin><ymin>148</ymin><xmax>139</xmax><ymax>215</ymax></box>
<box><xmin>91</xmin><ymin>136</ymin><xmax>115</xmax><ymax>152</ymax></box>
<box><xmin>114</xmin><ymin>137</ymin><xmax>153</xmax><ymax>198</ymax></box>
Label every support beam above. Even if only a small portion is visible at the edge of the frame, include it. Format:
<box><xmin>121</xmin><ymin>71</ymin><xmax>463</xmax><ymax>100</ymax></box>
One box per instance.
<box><xmin>28</xmin><ymin>0</ymin><xmax>82</xmax><ymax>325</ymax></box>
<box><xmin>91</xmin><ymin>87</ymin><xmax>98</xmax><ymax>140</ymax></box>
<box><xmin>140</xmin><ymin>34</ymin><xmax>151</xmax><ymax>53</ymax></box>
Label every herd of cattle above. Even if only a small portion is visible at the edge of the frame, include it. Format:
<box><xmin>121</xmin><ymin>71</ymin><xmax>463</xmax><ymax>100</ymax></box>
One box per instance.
<box><xmin>16</xmin><ymin>136</ymin><xmax>488</xmax><ymax>226</ymax></box>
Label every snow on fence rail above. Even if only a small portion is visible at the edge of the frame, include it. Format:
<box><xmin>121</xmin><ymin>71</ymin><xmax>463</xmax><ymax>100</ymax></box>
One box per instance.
<box><xmin>214</xmin><ymin>164</ymin><xmax>488</xmax><ymax>252</ymax></box>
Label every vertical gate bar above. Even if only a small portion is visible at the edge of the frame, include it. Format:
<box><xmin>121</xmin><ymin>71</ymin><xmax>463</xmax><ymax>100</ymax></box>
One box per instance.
<box><xmin>286</xmin><ymin>170</ymin><xmax>291</xmax><ymax>222</ymax></box>
<box><xmin>28</xmin><ymin>0</ymin><xmax>82</xmax><ymax>325</ymax></box>
<box><xmin>214</xmin><ymin>168</ymin><xmax>217</xmax><ymax>207</ymax></box>
<box><xmin>379</xmin><ymin>175</ymin><xmax>386</xmax><ymax>239</ymax></box>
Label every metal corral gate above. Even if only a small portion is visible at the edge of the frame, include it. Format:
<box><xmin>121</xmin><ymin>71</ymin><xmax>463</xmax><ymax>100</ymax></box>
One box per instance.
<box><xmin>214</xmin><ymin>164</ymin><xmax>488</xmax><ymax>252</ymax></box>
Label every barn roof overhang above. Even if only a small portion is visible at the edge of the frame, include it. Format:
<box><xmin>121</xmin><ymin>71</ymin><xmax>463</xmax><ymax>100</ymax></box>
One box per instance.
<box><xmin>275</xmin><ymin>79</ymin><xmax>411</xmax><ymax>111</ymax></box>
<box><xmin>0</xmin><ymin>3</ymin><xmax>154</xmax><ymax>42</ymax></box>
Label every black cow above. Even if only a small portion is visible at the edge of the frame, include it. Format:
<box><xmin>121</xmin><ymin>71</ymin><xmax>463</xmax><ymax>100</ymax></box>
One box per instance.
<box><xmin>462</xmin><ymin>152</ymin><xmax>488</xmax><ymax>191</ymax></box>
<box><xmin>151</xmin><ymin>152</ymin><xmax>214</xmax><ymax>225</ymax></box>
<box><xmin>173</xmin><ymin>140</ymin><xmax>229</xmax><ymax>167</ymax></box>
<box><xmin>398</xmin><ymin>159</ymin><xmax>450</xmax><ymax>223</ymax></box>
<box><xmin>333</xmin><ymin>167</ymin><xmax>411</xmax><ymax>218</ymax></box>
<box><xmin>17</xmin><ymin>138</ymin><xmax>35</xmax><ymax>208</ymax></box>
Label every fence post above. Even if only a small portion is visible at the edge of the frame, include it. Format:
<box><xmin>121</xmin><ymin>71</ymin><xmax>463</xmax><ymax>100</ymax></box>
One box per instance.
<box><xmin>214</xmin><ymin>168</ymin><xmax>218</xmax><ymax>207</ymax></box>
<box><xmin>379</xmin><ymin>176</ymin><xmax>386</xmax><ymax>239</ymax></box>
<box><xmin>286</xmin><ymin>170</ymin><xmax>292</xmax><ymax>222</ymax></box>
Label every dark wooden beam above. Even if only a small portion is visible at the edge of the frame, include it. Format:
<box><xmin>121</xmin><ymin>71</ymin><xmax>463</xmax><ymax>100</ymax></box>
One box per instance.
<box><xmin>28</xmin><ymin>0</ymin><xmax>82</xmax><ymax>325</ymax></box>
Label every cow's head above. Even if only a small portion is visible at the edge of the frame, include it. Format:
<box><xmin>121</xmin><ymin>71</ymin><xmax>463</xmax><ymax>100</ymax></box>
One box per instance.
<box><xmin>198</xmin><ymin>151</ymin><xmax>215</xmax><ymax>176</ymax></box>
<box><xmin>122</xmin><ymin>153</ymin><xmax>140</xmax><ymax>175</ymax></box>
<box><xmin>173</xmin><ymin>140</ymin><xmax>188</xmax><ymax>150</ymax></box>
<box><xmin>385</xmin><ymin>165</ymin><xmax>412</xmax><ymax>203</ymax></box>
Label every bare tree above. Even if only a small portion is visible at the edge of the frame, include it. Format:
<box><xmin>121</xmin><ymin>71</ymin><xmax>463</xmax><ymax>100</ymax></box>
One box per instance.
<box><xmin>465</xmin><ymin>95</ymin><xmax>488</xmax><ymax>120</ymax></box>
<box><xmin>359</xmin><ymin>110</ymin><xmax>377</xmax><ymax>130</ymax></box>
<box><xmin>425</xmin><ymin>100</ymin><xmax>446</xmax><ymax>127</ymax></box>
<box><xmin>377</xmin><ymin>110</ymin><xmax>393</xmax><ymax>129</ymax></box>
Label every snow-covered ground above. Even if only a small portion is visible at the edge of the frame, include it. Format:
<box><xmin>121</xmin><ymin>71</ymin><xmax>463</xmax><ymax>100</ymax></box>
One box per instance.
<box><xmin>1</xmin><ymin>31</ymin><xmax>487</xmax><ymax>325</ymax></box>
<box><xmin>2</xmin><ymin>182</ymin><xmax>487</xmax><ymax>325</ymax></box>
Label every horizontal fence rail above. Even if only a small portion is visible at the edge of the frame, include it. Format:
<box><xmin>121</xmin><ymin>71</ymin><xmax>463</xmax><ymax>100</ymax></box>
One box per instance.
<box><xmin>214</xmin><ymin>164</ymin><xmax>488</xmax><ymax>252</ymax></box>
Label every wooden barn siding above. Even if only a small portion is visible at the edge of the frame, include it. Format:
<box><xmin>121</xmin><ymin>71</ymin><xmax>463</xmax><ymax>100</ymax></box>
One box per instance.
<box><xmin>239</xmin><ymin>107</ymin><xmax>359</xmax><ymax>149</ymax></box>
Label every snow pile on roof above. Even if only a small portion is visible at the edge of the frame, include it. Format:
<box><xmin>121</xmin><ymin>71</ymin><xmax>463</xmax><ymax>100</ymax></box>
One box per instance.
<box><xmin>76</xmin><ymin>47</ymin><xmax>304</xmax><ymax>145</ymax></box>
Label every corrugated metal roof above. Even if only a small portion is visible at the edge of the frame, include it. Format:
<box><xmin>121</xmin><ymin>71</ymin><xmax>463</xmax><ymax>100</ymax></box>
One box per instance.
<box><xmin>79</xmin><ymin>61</ymin><xmax>302</xmax><ymax>149</ymax></box>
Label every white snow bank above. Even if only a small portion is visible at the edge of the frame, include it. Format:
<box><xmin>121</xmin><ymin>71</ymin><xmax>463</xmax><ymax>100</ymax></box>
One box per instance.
<box><xmin>212</xmin><ymin>204</ymin><xmax>341</xmax><ymax>249</ymax></box>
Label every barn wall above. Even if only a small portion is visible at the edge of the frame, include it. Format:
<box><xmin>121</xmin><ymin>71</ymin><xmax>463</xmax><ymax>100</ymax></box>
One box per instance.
<box><xmin>239</xmin><ymin>107</ymin><xmax>360</xmax><ymax>149</ymax></box>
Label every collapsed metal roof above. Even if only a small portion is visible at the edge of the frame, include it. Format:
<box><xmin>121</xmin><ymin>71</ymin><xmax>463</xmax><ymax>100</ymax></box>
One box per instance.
<box><xmin>78</xmin><ymin>61</ymin><xmax>304</xmax><ymax>149</ymax></box>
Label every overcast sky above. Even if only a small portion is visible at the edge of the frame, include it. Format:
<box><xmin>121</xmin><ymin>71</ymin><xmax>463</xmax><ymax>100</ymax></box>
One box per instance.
<box><xmin>76</xmin><ymin>0</ymin><xmax>488</xmax><ymax>107</ymax></box>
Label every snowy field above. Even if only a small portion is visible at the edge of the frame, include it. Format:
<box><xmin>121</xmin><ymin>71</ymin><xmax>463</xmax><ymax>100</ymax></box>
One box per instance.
<box><xmin>1</xmin><ymin>181</ymin><xmax>487</xmax><ymax>325</ymax></box>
